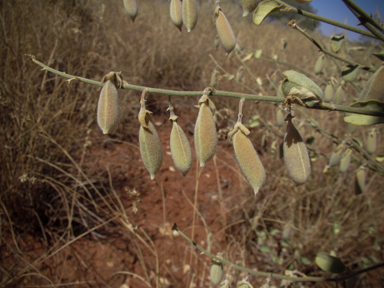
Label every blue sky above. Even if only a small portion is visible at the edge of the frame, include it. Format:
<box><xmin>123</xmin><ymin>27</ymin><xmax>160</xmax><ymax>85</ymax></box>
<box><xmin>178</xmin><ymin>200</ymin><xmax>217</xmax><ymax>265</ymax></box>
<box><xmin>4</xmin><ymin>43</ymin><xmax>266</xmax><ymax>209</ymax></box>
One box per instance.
<box><xmin>310</xmin><ymin>0</ymin><xmax>383</xmax><ymax>41</ymax></box>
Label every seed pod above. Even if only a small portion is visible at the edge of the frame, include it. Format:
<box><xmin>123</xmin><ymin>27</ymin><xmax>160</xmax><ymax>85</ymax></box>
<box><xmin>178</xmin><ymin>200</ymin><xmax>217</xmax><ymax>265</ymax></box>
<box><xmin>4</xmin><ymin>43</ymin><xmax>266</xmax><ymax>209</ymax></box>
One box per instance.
<box><xmin>170</xmin><ymin>0</ymin><xmax>183</xmax><ymax>31</ymax></box>
<box><xmin>348</xmin><ymin>123</ymin><xmax>357</xmax><ymax>134</ymax></box>
<box><xmin>194</xmin><ymin>95</ymin><xmax>217</xmax><ymax>167</ymax></box>
<box><xmin>283</xmin><ymin>114</ymin><xmax>311</xmax><ymax>185</ymax></box>
<box><xmin>358</xmin><ymin>65</ymin><xmax>384</xmax><ymax>102</ymax></box>
<box><xmin>328</xmin><ymin>145</ymin><xmax>343</xmax><ymax>167</ymax></box>
<box><xmin>269</xmin><ymin>72</ymin><xmax>277</xmax><ymax>90</ymax></box>
<box><xmin>366</xmin><ymin>128</ymin><xmax>377</xmax><ymax>154</ymax></box>
<box><xmin>334</xmin><ymin>84</ymin><xmax>344</xmax><ymax>105</ymax></box>
<box><xmin>238</xmin><ymin>0</ymin><xmax>259</xmax><ymax>17</ymax></box>
<box><xmin>97</xmin><ymin>80</ymin><xmax>120</xmax><ymax>134</ymax></box>
<box><xmin>182</xmin><ymin>0</ymin><xmax>198</xmax><ymax>32</ymax></box>
<box><xmin>210</xmin><ymin>260</ymin><xmax>224</xmax><ymax>285</ymax></box>
<box><xmin>339</xmin><ymin>148</ymin><xmax>352</xmax><ymax>173</ymax></box>
<box><xmin>228</xmin><ymin>122</ymin><xmax>266</xmax><ymax>195</ymax></box>
<box><xmin>323</xmin><ymin>82</ymin><xmax>334</xmax><ymax>103</ymax></box>
<box><xmin>123</xmin><ymin>0</ymin><xmax>138</xmax><ymax>22</ymax></box>
<box><xmin>138</xmin><ymin>96</ymin><xmax>163</xmax><ymax>180</ymax></box>
<box><xmin>314</xmin><ymin>52</ymin><xmax>325</xmax><ymax>75</ymax></box>
<box><xmin>277</xmin><ymin>81</ymin><xmax>284</xmax><ymax>98</ymax></box>
<box><xmin>355</xmin><ymin>166</ymin><xmax>366</xmax><ymax>194</ymax></box>
<box><xmin>235</xmin><ymin>66</ymin><xmax>244</xmax><ymax>82</ymax></box>
<box><xmin>276</xmin><ymin>106</ymin><xmax>284</xmax><ymax>127</ymax></box>
<box><xmin>170</xmin><ymin>116</ymin><xmax>193</xmax><ymax>176</ymax></box>
<box><xmin>315</xmin><ymin>252</ymin><xmax>345</xmax><ymax>274</ymax></box>
<box><xmin>215</xmin><ymin>7</ymin><xmax>236</xmax><ymax>56</ymax></box>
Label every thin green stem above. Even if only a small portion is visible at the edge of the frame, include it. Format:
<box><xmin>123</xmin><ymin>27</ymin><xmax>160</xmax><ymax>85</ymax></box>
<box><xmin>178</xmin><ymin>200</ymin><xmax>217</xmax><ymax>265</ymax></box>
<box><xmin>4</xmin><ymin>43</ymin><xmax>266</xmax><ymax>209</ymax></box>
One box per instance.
<box><xmin>274</xmin><ymin>0</ymin><xmax>378</xmax><ymax>39</ymax></box>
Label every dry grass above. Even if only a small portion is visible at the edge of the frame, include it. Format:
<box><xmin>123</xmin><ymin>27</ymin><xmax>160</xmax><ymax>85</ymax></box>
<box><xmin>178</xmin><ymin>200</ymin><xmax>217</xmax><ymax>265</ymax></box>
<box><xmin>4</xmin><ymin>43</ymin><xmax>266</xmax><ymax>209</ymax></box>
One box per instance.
<box><xmin>1</xmin><ymin>0</ymin><xmax>384</xmax><ymax>287</ymax></box>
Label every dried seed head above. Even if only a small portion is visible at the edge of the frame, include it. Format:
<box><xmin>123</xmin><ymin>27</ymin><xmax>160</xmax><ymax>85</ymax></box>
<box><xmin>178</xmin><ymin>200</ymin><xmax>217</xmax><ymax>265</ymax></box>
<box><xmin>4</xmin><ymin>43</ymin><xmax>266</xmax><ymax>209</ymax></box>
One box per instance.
<box><xmin>215</xmin><ymin>7</ymin><xmax>236</xmax><ymax>55</ymax></box>
<box><xmin>237</xmin><ymin>0</ymin><xmax>259</xmax><ymax>17</ymax></box>
<box><xmin>355</xmin><ymin>165</ymin><xmax>366</xmax><ymax>194</ymax></box>
<box><xmin>194</xmin><ymin>95</ymin><xmax>217</xmax><ymax>167</ymax></box>
<box><xmin>358</xmin><ymin>65</ymin><xmax>384</xmax><ymax>102</ymax></box>
<box><xmin>123</xmin><ymin>0</ymin><xmax>138</xmax><ymax>22</ymax></box>
<box><xmin>170</xmin><ymin>0</ymin><xmax>183</xmax><ymax>31</ymax></box>
<box><xmin>97</xmin><ymin>80</ymin><xmax>120</xmax><ymax>134</ymax></box>
<box><xmin>323</xmin><ymin>82</ymin><xmax>334</xmax><ymax>103</ymax></box>
<box><xmin>283</xmin><ymin>114</ymin><xmax>311</xmax><ymax>185</ymax></box>
<box><xmin>339</xmin><ymin>148</ymin><xmax>352</xmax><ymax>173</ymax></box>
<box><xmin>182</xmin><ymin>0</ymin><xmax>198</xmax><ymax>32</ymax></box>
<box><xmin>229</xmin><ymin>123</ymin><xmax>266</xmax><ymax>195</ymax></box>
<box><xmin>170</xmin><ymin>118</ymin><xmax>193</xmax><ymax>176</ymax></box>
<box><xmin>366</xmin><ymin>128</ymin><xmax>377</xmax><ymax>154</ymax></box>
<box><xmin>210</xmin><ymin>260</ymin><xmax>224</xmax><ymax>285</ymax></box>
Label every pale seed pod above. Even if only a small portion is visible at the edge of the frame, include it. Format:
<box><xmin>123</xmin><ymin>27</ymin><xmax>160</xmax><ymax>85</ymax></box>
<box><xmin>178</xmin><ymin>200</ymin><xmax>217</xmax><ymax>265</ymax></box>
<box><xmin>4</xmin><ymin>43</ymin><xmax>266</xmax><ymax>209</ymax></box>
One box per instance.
<box><xmin>328</xmin><ymin>146</ymin><xmax>343</xmax><ymax>167</ymax></box>
<box><xmin>182</xmin><ymin>0</ymin><xmax>198</xmax><ymax>33</ymax></box>
<box><xmin>315</xmin><ymin>252</ymin><xmax>345</xmax><ymax>274</ymax></box>
<box><xmin>358</xmin><ymin>65</ymin><xmax>384</xmax><ymax>102</ymax></box>
<box><xmin>355</xmin><ymin>166</ymin><xmax>366</xmax><ymax>194</ymax></box>
<box><xmin>97</xmin><ymin>80</ymin><xmax>120</xmax><ymax>134</ymax></box>
<box><xmin>237</xmin><ymin>0</ymin><xmax>259</xmax><ymax>17</ymax></box>
<box><xmin>324</xmin><ymin>82</ymin><xmax>334</xmax><ymax>103</ymax></box>
<box><xmin>334</xmin><ymin>84</ymin><xmax>344</xmax><ymax>105</ymax></box>
<box><xmin>283</xmin><ymin>114</ymin><xmax>311</xmax><ymax>185</ymax></box>
<box><xmin>210</xmin><ymin>69</ymin><xmax>219</xmax><ymax>87</ymax></box>
<box><xmin>339</xmin><ymin>148</ymin><xmax>352</xmax><ymax>173</ymax></box>
<box><xmin>314</xmin><ymin>53</ymin><xmax>325</xmax><ymax>75</ymax></box>
<box><xmin>123</xmin><ymin>0</ymin><xmax>138</xmax><ymax>22</ymax></box>
<box><xmin>170</xmin><ymin>118</ymin><xmax>193</xmax><ymax>176</ymax></box>
<box><xmin>366</xmin><ymin>128</ymin><xmax>377</xmax><ymax>154</ymax></box>
<box><xmin>235</xmin><ymin>66</ymin><xmax>244</xmax><ymax>82</ymax></box>
<box><xmin>194</xmin><ymin>95</ymin><xmax>217</xmax><ymax>167</ymax></box>
<box><xmin>170</xmin><ymin>0</ymin><xmax>183</xmax><ymax>31</ymax></box>
<box><xmin>229</xmin><ymin>123</ymin><xmax>266</xmax><ymax>195</ymax></box>
<box><xmin>277</xmin><ymin>81</ymin><xmax>284</xmax><ymax>98</ymax></box>
<box><xmin>210</xmin><ymin>260</ymin><xmax>224</xmax><ymax>285</ymax></box>
<box><xmin>215</xmin><ymin>7</ymin><xmax>236</xmax><ymax>56</ymax></box>
<box><xmin>276</xmin><ymin>106</ymin><xmax>284</xmax><ymax>127</ymax></box>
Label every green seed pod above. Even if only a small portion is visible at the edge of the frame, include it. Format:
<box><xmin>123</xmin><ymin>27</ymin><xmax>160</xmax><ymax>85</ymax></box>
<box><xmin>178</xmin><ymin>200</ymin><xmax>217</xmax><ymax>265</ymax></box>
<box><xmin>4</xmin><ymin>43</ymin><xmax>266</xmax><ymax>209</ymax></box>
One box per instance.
<box><xmin>276</xmin><ymin>106</ymin><xmax>284</xmax><ymax>127</ymax></box>
<box><xmin>170</xmin><ymin>0</ymin><xmax>183</xmax><ymax>31</ymax></box>
<box><xmin>238</xmin><ymin>0</ymin><xmax>259</xmax><ymax>17</ymax></box>
<box><xmin>283</xmin><ymin>114</ymin><xmax>311</xmax><ymax>185</ymax></box>
<box><xmin>358</xmin><ymin>65</ymin><xmax>384</xmax><ymax>102</ymax></box>
<box><xmin>314</xmin><ymin>52</ymin><xmax>325</xmax><ymax>75</ymax></box>
<box><xmin>277</xmin><ymin>81</ymin><xmax>284</xmax><ymax>98</ymax></box>
<box><xmin>229</xmin><ymin>122</ymin><xmax>266</xmax><ymax>195</ymax></box>
<box><xmin>210</xmin><ymin>260</ymin><xmax>224</xmax><ymax>285</ymax></box>
<box><xmin>123</xmin><ymin>0</ymin><xmax>138</xmax><ymax>22</ymax></box>
<box><xmin>323</xmin><ymin>82</ymin><xmax>334</xmax><ymax>103</ymax></box>
<box><xmin>334</xmin><ymin>84</ymin><xmax>344</xmax><ymax>105</ymax></box>
<box><xmin>328</xmin><ymin>145</ymin><xmax>343</xmax><ymax>167</ymax></box>
<box><xmin>182</xmin><ymin>0</ymin><xmax>198</xmax><ymax>33</ymax></box>
<box><xmin>194</xmin><ymin>95</ymin><xmax>217</xmax><ymax>167</ymax></box>
<box><xmin>97</xmin><ymin>80</ymin><xmax>120</xmax><ymax>134</ymax></box>
<box><xmin>366</xmin><ymin>128</ymin><xmax>377</xmax><ymax>154</ymax></box>
<box><xmin>138</xmin><ymin>100</ymin><xmax>163</xmax><ymax>180</ymax></box>
<box><xmin>215</xmin><ymin>7</ymin><xmax>236</xmax><ymax>56</ymax></box>
<box><xmin>355</xmin><ymin>166</ymin><xmax>366</xmax><ymax>194</ymax></box>
<box><xmin>170</xmin><ymin>117</ymin><xmax>193</xmax><ymax>176</ymax></box>
<box><xmin>315</xmin><ymin>252</ymin><xmax>345</xmax><ymax>274</ymax></box>
<box><xmin>339</xmin><ymin>148</ymin><xmax>352</xmax><ymax>173</ymax></box>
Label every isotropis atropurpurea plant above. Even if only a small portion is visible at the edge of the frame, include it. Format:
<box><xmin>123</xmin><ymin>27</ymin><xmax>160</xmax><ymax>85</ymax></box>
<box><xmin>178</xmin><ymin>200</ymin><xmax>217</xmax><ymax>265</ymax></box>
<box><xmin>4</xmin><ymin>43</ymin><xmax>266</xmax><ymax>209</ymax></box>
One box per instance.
<box><xmin>24</xmin><ymin>0</ymin><xmax>384</xmax><ymax>286</ymax></box>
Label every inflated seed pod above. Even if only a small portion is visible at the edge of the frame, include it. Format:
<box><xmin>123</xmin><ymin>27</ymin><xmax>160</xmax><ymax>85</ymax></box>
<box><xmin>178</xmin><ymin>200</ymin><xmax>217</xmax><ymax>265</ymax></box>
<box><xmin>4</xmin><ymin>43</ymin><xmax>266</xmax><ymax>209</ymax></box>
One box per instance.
<box><xmin>228</xmin><ymin>122</ymin><xmax>266</xmax><ymax>195</ymax></box>
<box><xmin>366</xmin><ymin>128</ymin><xmax>377</xmax><ymax>154</ymax></box>
<box><xmin>314</xmin><ymin>52</ymin><xmax>325</xmax><ymax>75</ymax></box>
<box><xmin>334</xmin><ymin>84</ymin><xmax>344</xmax><ymax>105</ymax></box>
<box><xmin>323</xmin><ymin>82</ymin><xmax>334</xmax><ymax>103</ymax></box>
<box><xmin>237</xmin><ymin>0</ymin><xmax>259</xmax><ymax>17</ymax></box>
<box><xmin>215</xmin><ymin>7</ymin><xmax>236</xmax><ymax>55</ymax></box>
<box><xmin>170</xmin><ymin>0</ymin><xmax>183</xmax><ymax>31</ymax></box>
<box><xmin>355</xmin><ymin>165</ymin><xmax>366</xmax><ymax>194</ymax></box>
<box><xmin>182</xmin><ymin>0</ymin><xmax>198</xmax><ymax>32</ymax></box>
<box><xmin>358</xmin><ymin>65</ymin><xmax>384</xmax><ymax>102</ymax></box>
<box><xmin>276</xmin><ymin>106</ymin><xmax>284</xmax><ymax>127</ymax></box>
<box><xmin>123</xmin><ymin>0</ymin><xmax>138</xmax><ymax>22</ymax></box>
<box><xmin>339</xmin><ymin>148</ymin><xmax>352</xmax><ymax>173</ymax></box>
<box><xmin>210</xmin><ymin>260</ymin><xmax>224</xmax><ymax>285</ymax></box>
<box><xmin>97</xmin><ymin>80</ymin><xmax>120</xmax><ymax>134</ymax></box>
<box><xmin>283</xmin><ymin>114</ymin><xmax>311</xmax><ymax>185</ymax></box>
<box><xmin>315</xmin><ymin>252</ymin><xmax>345</xmax><ymax>274</ymax></box>
<box><xmin>194</xmin><ymin>95</ymin><xmax>217</xmax><ymax>167</ymax></box>
<box><xmin>138</xmin><ymin>95</ymin><xmax>163</xmax><ymax>180</ymax></box>
<box><xmin>170</xmin><ymin>116</ymin><xmax>193</xmax><ymax>176</ymax></box>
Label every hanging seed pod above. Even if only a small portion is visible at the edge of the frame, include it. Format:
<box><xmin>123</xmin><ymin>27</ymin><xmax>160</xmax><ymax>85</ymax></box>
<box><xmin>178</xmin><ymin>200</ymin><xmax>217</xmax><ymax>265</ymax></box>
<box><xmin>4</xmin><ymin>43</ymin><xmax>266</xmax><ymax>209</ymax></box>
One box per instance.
<box><xmin>314</xmin><ymin>52</ymin><xmax>325</xmax><ymax>75</ymax></box>
<box><xmin>169</xmin><ymin>113</ymin><xmax>193</xmax><ymax>176</ymax></box>
<box><xmin>97</xmin><ymin>80</ymin><xmax>120</xmax><ymax>135</ymax></box>
<box><xmin>210</xmin><ymin>69</ymin><xmax>219</xmax><ymax>87</ymax></box>
<box><xmin>138</xmin><ymin>91</ymin><xmax>163</xmax><ymax>180</ymax></box>
<box><xmin>182</xmin><ymin>0</ymin><xmax>198</xmax><ymax>32</ymax></box>
<box><xmin>194</xmin><ymin>94</ymin><xmax>217</xmax><ymax>167</ymax></box>
<box><xmin>328</xmin><ymin>145</ymin><xmax>343</xmax><ymax>167</ymax></box>
<box><xmin>170</xmin><ymin>0</ymin><xmax>183</xmax><ymax>31</ymax></box>
<box><xmin>358</xmin><ymin>65</ymin><xmax>384</xmax><ymax>102</ymax></box>
<box><xmin>334</xmin><ymin>84</ymin><xmax>344</xmax><ymax>105</ymax></box>
<box><xmin>269</xmin><ymin>72</ymin><xmax>277</xmax><ymax>90</ymax></box>
<box><xmin>123</xmin><ymin>0</ymin><xmax>138</xmax><ymax>22</ymax></box>
<box><xmin>238</xmin><ymin>0</ymin><xmax>259</xmax><ymax>17</ymax></box>
<box><xmin>315</xmin><ymin>252</ymin><xmax>345</xmax><ymax>274</ymax></box>
<box><xmin>355</xmin><ymin>166</ymin><xmax>366</xmax><ymax>194</ymax></box>
<box><xmin>235</xmin><ymin>66</ymin><xmax>244</xmax><ymax>82</ymax></box>
<box><xmin>277</xmin><ymin>81</ymin><xmax>284</xmax><ymax>98</ymax></box>
<box><xmin>339</xmin><ymin>148</ymin><xmax>352</xmax><ymax>173</ymax></box>
<box><xmin>276</xmin><ymin>106</ymin><xmax>284</xmax><ymax>127</ymax></box>
<box><xmin>283</xmin><ymin>114</ymin><xmax>311</xmax><ymax>185</ymax></box>
<box><xmin>215</xmin><ymin>7</ymin><xmax>236</xmax><ymax>56</ymax></box>
<box><xmin>323</xmin><ymin>81</ymin><xmax>334</xmax><ymax>103</ymax></box>
<box><xmin>229</xmin><ymin>122</ymin><xmax>266</xmax><ymax>195</ymax></box>
<box><xmin>366</xmin><ymin>128</ymin><xmax>377</xmax><ymax>154</ymax></box>
<box><xmin>210</xmin><ymin>260</ymin><xmax>224</xmax><ymax>285</ymax></box>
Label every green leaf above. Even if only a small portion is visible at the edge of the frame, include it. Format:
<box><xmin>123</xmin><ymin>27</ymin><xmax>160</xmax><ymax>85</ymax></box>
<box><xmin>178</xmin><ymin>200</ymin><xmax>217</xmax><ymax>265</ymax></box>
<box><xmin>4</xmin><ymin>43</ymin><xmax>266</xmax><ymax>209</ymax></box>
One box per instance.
<box><xmin>315</xmin><ymin>252</ymin><xmax>346</xmax><ymax>274</ymax></box>
<box><xmin>372</xmin><ymin>52</ymin><xmax>384</xmax><ymax>61</ymax></box>
<box><xmin>254</xmin><ymin>49</ymin><xmax>263</xmax><ymax>58</ymax></box>
<box><xmin>341</xmin><ymin>65</ymin><xmax>359</xmax><ymax>82</ymax></box>
<box><xmin>352</xmin><ymin>138</ymin><xmax>363</xmax><ymax>147</ymax></box>
<box><xmin>331</xmin><ymin>35</ymin><xmax>345</xmax><ymax>53</ymax></box>
<box><xmin>253</xmin><ymin>0</ymin><xmax>281</xmax><ymax>25</ymax></box>
<box><xmin>344</xmin><ymin>100</ymin><xmax>384</xmax><ymax>126</ymax></box>
<box><xmin>249</xmin><ymin>121</ymin><xmax>260</xmax><ymax>128</ymax></box>
<box><xmin>250</xmin><ymin>114</ymin><xmax>260</xmax><ymax>121</ymax></box>
<box><xmin>301</xmin><ymin>257</ymin><xmax>311</xmax><ymax>265</ymax></box>
<box><xmin>281</xmin><ymin>240</ymin><xmax>292</xmax><ymax>247</ymax></box>
<box><xmin>282</xmin><ymin>70</ymin><xmax>323</xmax><ymax>100</ymax></box>
<box><xmin>260</xmin><ymin>245</ymin><xmax>271</xmax><ymax>253</ymax></box>
<box><xmin>270</xmin><ymin>229</ymin><xmax>280</xmax><ymax>236</ymax></box>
